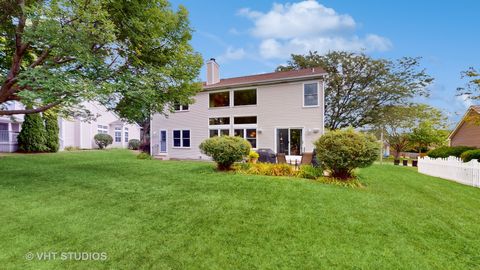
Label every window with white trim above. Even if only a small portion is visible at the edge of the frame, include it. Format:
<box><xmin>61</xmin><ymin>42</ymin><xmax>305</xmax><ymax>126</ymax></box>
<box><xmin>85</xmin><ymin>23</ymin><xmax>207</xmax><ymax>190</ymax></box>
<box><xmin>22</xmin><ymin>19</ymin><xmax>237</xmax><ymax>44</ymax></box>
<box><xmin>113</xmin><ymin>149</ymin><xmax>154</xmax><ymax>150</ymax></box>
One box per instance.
<box><xmin>97</xmin><ymin>125</ymin><xmax>108</xmax><ymax>134</ymax></box>
<box><xmin>209</xmin><ymin>129</ymin><xmax>229</xmax><ymax>138</ymax></box>
<box><xmin>115</xmin><ymin>127</ymin><xmax>122</xmax><ymax>142</ymax></box>
<box><xmin>124</xmin><ymin>127</ymin><xmax>129</xmax><ymax>142</ymax></box>
<box><xmin>303</xmin><ymin>83</ymin><xmax>319</xmax><ymax>107</ymax></box>
<box><xmin>173</xmin><ymin>130</ymin><xmax>190</xmax><ymax>148</ymax></box>
<box><xmin>234</xmin><ymin>128</ymin><xmax>257</xmax><ymax>148</ymax></box>
<box><xmin>174</xmin><ymin>103</ymin><xmax>189</xmax><ymax>111</ymax></box>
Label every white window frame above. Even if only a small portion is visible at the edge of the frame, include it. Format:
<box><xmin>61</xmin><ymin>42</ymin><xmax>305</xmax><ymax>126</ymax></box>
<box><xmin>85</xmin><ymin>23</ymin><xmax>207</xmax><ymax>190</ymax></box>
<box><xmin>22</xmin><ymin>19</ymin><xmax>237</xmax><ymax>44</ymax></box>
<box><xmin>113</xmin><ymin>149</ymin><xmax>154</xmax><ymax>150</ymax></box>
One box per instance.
<box><xmin>208</xmin><ymin>90</ymin><xmax>231</xmax><ymax>109</ymax></box>
<box><xmin>124</xmin><ymin>127</ymin><xmax>129</xmax><ymax>143</ymax></box>
<box><xmin>114</xmin><ymin>127</ymin><xmax>122</xmax><ymax>143</ymax></box>
<box><xmin>174</xmin><ymin>104</ymin><xmax>190</xmax><ymax>112</ymax></box>
<box><xmin>233</xmin><ymin>88</ymin><xmax>257</xmax><ymax>107</ymax></box>
<box><xmin>172</xmin><ymin>129</ymin><xmax>191</xmax><ymax>149</ymax></box>
<box><xmin>274</xmin><ymin>127</ymin><xmax>305</xmax><ymax>156</ymax></box>
<box><xmin>302</xmin><ymin>82</ymin><xmax>320</xmax><ymax>108</ymax></box>
<box><xmin>97</xmin><ymin>125</ymin><xmax>108</xmax><ymax>134</ymax></box>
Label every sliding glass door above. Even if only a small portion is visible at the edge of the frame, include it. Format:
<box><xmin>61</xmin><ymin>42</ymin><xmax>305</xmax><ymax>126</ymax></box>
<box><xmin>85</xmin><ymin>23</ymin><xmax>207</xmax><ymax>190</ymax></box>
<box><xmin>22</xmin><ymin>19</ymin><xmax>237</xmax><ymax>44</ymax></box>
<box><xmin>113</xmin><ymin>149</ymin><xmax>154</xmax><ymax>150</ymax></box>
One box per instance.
<box><xmin>276</xmin><ymin>128</ymin><xmax>302</xmax><ymax>155</ymax></box>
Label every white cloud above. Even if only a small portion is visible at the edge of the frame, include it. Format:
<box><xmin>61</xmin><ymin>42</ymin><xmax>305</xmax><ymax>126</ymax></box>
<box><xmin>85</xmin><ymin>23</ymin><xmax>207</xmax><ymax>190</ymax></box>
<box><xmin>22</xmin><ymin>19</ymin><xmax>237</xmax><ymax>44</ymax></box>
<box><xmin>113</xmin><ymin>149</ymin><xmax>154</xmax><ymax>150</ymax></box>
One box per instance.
<box><xmin>217</xmin><ymin>46</ymin><xmax>247</xmax><ymax>62</ymax></box>
<box><xmin>239</xmin><ymin>0</ymin><xmax>392</xmax><ymax>59</ymax></box>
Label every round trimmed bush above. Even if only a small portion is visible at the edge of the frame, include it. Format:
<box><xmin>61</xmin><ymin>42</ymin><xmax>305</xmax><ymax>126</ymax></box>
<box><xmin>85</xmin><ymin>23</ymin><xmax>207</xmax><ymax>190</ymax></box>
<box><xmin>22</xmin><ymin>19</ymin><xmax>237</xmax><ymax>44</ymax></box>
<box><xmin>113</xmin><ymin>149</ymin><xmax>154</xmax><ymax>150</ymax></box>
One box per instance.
<box><xmin>199</xmin><ymin>136</ymin><xmax>251</xmax><ymax>170</ymax></box>
<box><xmin>314</xmin><ymin>128</ymin><xmax>380</xmax><ymax>179</ymax></box>
<box><xmin>427</xmin><ymin>146</ymin><xmax>476</xmax><ymax>158</ymax></box>
<box><xmin>94</xmin><ymin>134</ymin><xmax>113</xmax><ymax>149</ymax></box>
<box><xmin>17</xmin><ymin>112</ymin><xmax>48</xmax><ymax>153</ymax></box>
<box><xmin>128</xmin><ymin>139</ymin><xmax>141</xmax><ymax>150</ymax></box>
<box><xmin>460</xmin><ymin>149</ymin><xmax>480</xmax><ymax>162</ymax></box>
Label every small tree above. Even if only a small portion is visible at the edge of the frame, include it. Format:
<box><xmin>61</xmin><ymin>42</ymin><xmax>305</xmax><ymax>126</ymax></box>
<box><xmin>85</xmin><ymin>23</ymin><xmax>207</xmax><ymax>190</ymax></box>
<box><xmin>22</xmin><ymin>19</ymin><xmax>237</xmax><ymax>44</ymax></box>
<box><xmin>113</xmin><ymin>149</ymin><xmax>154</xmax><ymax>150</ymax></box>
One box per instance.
<box><xmin>199</xmin><ymin>136</ymin><xmax>251</xmax><ymax>170</ymax></box>
<box><xmin>314</xmin><ymin>129</ymin><xmax>380</xmax><ymax>179</ymax></box>
<box><xmin>94</xmin><ymin>134</ymin><xmax>113</xmax><ymax>150</ymax></box>
<box><xmin>43</xmin><ymin>109</ymin><xmax>59</xmax><ymax>152</ymax></box>
<box><xmin>17</xmin><ymin>112</ymin><xmax>47</xmax><ymax>152</ymax></box>
<box><xmin>409</xmin><ymin>121</ymin><xmax>448</xmax><ymax>154</ymax></box>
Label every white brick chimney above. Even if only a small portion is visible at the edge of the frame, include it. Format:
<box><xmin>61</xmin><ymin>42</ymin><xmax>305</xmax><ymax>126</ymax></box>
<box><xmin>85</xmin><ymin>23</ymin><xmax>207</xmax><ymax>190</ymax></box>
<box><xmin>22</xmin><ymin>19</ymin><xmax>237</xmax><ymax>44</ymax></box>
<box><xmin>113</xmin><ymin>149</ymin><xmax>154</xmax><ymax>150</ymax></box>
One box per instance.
<box><xmin>206</xmin><ymin>58</ymin><xmax>220</xmax><ymax>85</ymax></box>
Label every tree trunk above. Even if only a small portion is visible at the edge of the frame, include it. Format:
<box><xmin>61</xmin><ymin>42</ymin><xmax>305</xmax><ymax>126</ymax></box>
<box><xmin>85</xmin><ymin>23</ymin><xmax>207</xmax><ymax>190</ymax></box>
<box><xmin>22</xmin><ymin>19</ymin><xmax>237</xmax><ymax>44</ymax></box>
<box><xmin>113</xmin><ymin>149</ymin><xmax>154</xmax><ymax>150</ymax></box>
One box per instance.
<box><xmin>140</xmin><ymin>117</ymin><xmax>150</xmax><ymax>154</ymax></box>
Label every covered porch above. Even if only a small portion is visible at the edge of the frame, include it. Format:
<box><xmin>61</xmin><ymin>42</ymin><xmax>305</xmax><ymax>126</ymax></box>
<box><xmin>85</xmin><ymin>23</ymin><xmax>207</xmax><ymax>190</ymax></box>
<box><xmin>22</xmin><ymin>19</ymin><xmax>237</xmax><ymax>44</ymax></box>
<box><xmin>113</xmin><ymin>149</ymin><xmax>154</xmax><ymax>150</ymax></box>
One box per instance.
<box><xmin>0</xmin><ymin>121</ymin><xmax>21</xmax><ymax>152</ymax></box>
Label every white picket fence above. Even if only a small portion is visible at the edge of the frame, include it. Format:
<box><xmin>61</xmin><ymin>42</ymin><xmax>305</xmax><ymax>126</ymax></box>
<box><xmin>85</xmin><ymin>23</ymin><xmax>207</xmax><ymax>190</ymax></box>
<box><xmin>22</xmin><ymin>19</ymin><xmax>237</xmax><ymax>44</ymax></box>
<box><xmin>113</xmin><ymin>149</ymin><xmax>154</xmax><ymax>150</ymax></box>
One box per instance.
<box><xmin>418</xmin><ymin>156</ymin><xmax>480</xmax><ymax>188</ymax></box>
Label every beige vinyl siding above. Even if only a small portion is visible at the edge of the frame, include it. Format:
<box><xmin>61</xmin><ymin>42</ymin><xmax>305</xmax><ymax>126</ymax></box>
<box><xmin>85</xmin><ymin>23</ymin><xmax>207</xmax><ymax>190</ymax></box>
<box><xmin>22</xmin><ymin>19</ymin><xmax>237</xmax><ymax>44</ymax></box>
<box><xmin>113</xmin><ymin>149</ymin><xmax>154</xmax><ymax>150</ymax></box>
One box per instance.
<box><xmin>151</xmin><ymin>79</ymin><xmax>324</xmax><ymax>159</ymax></box>
<box><xmin>450</xmin><ymin>112</ymin><xmax>480</xmax><ymax>147</ymax></box>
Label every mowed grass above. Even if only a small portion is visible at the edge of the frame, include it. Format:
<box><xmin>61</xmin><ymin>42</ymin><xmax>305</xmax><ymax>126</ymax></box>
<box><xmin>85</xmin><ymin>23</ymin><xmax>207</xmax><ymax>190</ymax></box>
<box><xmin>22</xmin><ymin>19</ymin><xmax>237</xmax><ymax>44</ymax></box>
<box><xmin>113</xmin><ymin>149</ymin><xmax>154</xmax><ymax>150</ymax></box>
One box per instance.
<box><xmin>0</xmin><ymin>150</ymin><xmax>479</xmax><ymax>269</ymax></box>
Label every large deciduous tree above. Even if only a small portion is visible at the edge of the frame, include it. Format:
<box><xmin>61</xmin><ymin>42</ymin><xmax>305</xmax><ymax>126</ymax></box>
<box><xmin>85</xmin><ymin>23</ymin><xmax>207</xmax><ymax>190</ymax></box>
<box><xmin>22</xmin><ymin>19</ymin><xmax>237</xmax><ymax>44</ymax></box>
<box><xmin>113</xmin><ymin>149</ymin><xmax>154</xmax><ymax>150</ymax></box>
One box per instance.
<box><xmin>277</xmin><ymin>51</ymin><xmax>433</xmax><ymax>130</ymax></box>
<box><xmin>0</xmin><ymin>0</ymin><xmax>202</xmax><ymax>128</ymax></box>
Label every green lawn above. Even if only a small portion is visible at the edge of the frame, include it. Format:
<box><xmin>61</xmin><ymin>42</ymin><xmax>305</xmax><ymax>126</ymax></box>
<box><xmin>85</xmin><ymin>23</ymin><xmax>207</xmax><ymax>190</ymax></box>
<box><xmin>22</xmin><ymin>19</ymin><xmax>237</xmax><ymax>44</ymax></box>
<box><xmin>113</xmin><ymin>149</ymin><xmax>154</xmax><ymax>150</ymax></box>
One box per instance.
<box><xmin>0</xmin><ymin>150</ymin><xmax>479</xmax><ymax>269</ymax></box>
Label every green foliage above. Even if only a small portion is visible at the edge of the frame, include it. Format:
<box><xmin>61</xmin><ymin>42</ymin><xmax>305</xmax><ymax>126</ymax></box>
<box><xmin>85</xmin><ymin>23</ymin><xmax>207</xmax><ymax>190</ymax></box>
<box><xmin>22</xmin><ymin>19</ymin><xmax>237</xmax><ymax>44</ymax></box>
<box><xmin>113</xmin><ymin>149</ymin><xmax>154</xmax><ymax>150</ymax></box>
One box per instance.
<box><xmin>94</xmin><ymin>134</ymin><xmax>113</xmax><ymax>149</ymax></box>
<box><xmin>43</xmin><ymin>109</ymin><xmax>59</xmax><ymax>152</ymax></box>
<box><xmin>241</xmin><ymin>163</ymin><xmax>297</xmax><ymax>177</ymax></box>
<box><xmin>199</xmin><ymin>136</ymin><xmax>251</xmax><ymax>170</ymax></box>
<box><xmin>317</xmin><ymin>177</ymin><xmax>364</xmax><ymax>188</ymax></box>
<box><xmin>297</xmin><ymin>165</ymin><xmax>323</xmax><ymax>180</ymax></box>
<box><xmin>1</xmin><ymin>0</ymin><xmax>202</xmax><ymax>122</ymax></box>
<box><xmin>277</xmin><ymin>51</ymin><xmax>433</xmax><ymax>129</ymax></box>
<box><xmin>427</xmin><ymin>146</ymin><xmax>476</xmax><ymax>158</ymax></box>
<box><xmin>314</xmin><ymin>128</ymin><xmax>380</xmax><ymax>179</ymax></box>
<box><xmin>460</xmin><ymin>150</ymin><xmax>480</xmax><ymax>162</ymax></box>
<box><xmin>457</xmin><ymin>67</ymin><xmax>480</xmax><ymax>100</ymax></box>
<box><xmin>248</xmin><ymin>150</ymin><xmax>259</xmax><ymax>162</ymax></box>
<box><xmin>17</xmin><ymin>112</ymin><xmax>47</xmax><ymax>152</ymax></box>
<box><xmin>136</xmin><ymin>152</ymin><xmax>152</xmax><ymax>160</ymax></box>
<box><xmin>409</xmin><ymin>121</ymin><xmax>448</xmax><ymax>153</ymax></box>
<box><xmin>64</xmin><ymin>146</ymin><xmax>80</xmax><ymax>151</ymax></box>
<box><xmin>128</xmin><ymin>139</ymin><xmax>141</xmax><ymax>150</ymax></box>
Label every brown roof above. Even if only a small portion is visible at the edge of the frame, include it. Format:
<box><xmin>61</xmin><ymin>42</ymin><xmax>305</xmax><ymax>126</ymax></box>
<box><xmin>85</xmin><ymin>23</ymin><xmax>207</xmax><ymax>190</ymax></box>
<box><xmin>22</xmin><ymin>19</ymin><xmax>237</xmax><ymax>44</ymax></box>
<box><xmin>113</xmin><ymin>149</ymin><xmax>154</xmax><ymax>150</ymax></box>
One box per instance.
<box><xmin>471</xmin><ymin>105</ymin><xmax>480</xmax><ymax>113</ymax></box>
<box><xmin>202</xmin><ymin>67</ymin><xmax>326</xmax><ymax>90</ymax></box>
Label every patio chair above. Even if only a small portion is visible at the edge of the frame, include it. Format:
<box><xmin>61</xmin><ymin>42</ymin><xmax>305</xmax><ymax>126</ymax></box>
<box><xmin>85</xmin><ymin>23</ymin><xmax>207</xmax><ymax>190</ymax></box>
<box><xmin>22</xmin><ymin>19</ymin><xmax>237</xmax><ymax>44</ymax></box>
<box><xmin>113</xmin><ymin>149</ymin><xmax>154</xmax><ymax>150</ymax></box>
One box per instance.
<box><xmin>300</xmin><ymin>152</ymin><xmax>313</xmax><ymax>165</ymax></box>
<box><xmin>276</xmin><ymin>153</ymin><xmax>286</xmax><ymax>164</ymax></box>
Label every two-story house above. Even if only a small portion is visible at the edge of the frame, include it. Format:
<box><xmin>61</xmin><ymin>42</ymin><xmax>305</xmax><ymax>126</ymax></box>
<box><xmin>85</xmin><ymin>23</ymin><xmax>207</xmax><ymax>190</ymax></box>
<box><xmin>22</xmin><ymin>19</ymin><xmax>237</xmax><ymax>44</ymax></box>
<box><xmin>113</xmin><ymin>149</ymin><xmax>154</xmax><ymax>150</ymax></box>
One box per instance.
<box><xmin>150</xmin><ymin>59</ymin><xmax>326</xmax><ymax>160</ymax></box>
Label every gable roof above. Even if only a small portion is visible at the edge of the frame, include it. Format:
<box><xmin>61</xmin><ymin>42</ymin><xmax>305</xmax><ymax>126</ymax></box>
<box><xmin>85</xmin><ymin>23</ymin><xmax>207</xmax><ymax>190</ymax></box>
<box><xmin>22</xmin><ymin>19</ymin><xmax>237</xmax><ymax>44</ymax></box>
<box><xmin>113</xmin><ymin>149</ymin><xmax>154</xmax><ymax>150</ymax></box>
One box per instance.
<box><xmin>448</xmin><ymin>105</ymin><xmax>480</xmax><ymax>139</ymax></box>
<box><xmin>202</xmin><ymin>67</ymin><xmax>326</xmax><ymax>91</ymax></box>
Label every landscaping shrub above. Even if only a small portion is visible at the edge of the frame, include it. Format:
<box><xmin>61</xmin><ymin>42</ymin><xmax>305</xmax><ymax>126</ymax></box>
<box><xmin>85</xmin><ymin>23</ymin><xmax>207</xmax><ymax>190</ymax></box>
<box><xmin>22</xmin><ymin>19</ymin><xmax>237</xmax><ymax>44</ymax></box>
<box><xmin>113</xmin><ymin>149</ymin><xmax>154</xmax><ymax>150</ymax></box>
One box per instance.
<box><xmin>246</xmin><ymin>163</ymin><xmax>297</xmax><ymax>177</ymax></box>
<box><xmin>43</xmin><ymin>110</ymin><xmax>59</xmax><ymax>152</ymax></box>
<box><xmin>317</xmin><ymin>177</ymin><xmax>364</xmax><ymax>188</ymax></box>
<box><xmin>297</xmin><ymin>165</ymin><xmax>323</xmax><ymax>179</ymax></box>
<box><xmin>137</xmin><ymin>152</ymin><xmax>152</xmax><ymax>160</ymax></box>
<box><xmin>427</xmin><ymin>146</ymin><xmax>476</xmax><ymax>158</ymax></box>
<box><xmin>314</xmin><ymin>128</ymin><xmax>380</xmax><ymax>179</ymax></box>
<box><xmin>17</xmin><ymin>112</ymin><xmax>48</xmax><ymax>152</ymax></box>
<box><xmin>128</xmin><ymin>139</ymin><xmax>141</xmax><ymax>150</ymax></box>
<box><xmin>460</xmin><ymin>149</ymin><xmax>480</xmax><ymax>162</ymax></box>
<box><xmin>94</xmin><ymin>134</ymin><xmax>113</xmax><ymax>149</ymax></box>
<box><xmin>199</xmin><ymin>136</ymin><xmax>251</xmax><ymax>170</ymax></box>
<box><xmin>248</xmin><ymin>150</ymin><xmax>259</xmax><ymax>163</ymax></box>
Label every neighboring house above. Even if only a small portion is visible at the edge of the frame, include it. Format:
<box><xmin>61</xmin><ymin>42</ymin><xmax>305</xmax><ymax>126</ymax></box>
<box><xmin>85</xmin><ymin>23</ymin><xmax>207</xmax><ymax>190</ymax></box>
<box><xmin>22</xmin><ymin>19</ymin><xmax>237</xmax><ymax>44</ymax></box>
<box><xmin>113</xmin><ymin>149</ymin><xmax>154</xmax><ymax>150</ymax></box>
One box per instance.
<box><xmin>0</xmin><ymin>102</ymin><xmax>141</xmax><ymax>152</ymax></box>
<box><xmin>0</xmin><ymin>103</ymin><xmax>24</xmax><ymax>152</ymax></box>
<box><xmin>151</xmin><ymin>58</ymin><xmax>326</xmax><ymax>160</ymax></box>
<box><xmin>448</xmin><ymin>105</ymin><xmax>480</xmax><ymax>147</ymax></box>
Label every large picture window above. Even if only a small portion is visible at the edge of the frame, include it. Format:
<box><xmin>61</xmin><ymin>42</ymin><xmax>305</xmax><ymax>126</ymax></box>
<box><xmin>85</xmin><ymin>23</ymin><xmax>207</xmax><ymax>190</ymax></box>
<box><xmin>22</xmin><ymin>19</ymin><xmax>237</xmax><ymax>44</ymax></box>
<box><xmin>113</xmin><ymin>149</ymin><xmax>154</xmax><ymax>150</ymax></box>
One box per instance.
<box><xmin>234</xmin><ymin>116</ymin><xmax>257</xmax><ymax>125</ymax></box>
<box><xmin>303</xmin><ymin>83</ymin><xmax>319</xmax><ymax>107</ymax></box>
<box><xmin>209</xmin><ymin>91</ymin><xmax>230</xmax><ymax>108</ymax></box>
<box><xmin>173</xmin><ymin>130</ymin><xmax>190</xmax><ymax>148</ymax></box>
<box><xmin>234</xmin><ymin>89</ymin><xmax>256</xmax><ymax>106</ymax></box>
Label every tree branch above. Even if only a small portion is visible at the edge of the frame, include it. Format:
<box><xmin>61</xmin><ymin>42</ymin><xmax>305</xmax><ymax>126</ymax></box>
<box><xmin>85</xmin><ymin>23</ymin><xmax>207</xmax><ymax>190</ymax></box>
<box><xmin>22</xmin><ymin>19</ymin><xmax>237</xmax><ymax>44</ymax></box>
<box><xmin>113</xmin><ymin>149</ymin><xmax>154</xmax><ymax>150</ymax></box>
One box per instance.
<box><xmin>29</xmin><ymin>48</ymin><xmax>50</xmax><ymax>68</ymax></box>
<box><xmin>0</xmin><ymin>100</ymin><xmax>62</xmax><ymax>115</ymax></box>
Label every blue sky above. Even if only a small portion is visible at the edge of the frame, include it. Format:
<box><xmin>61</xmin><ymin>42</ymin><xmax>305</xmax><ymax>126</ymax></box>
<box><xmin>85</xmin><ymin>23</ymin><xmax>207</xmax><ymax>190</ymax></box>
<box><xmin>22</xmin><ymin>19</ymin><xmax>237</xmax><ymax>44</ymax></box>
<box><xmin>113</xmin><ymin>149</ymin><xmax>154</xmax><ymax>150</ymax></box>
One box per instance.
<box><xmin>171</xmin><ymin>0</ymin><xmax>480</xmax><ymax>124</ymax></box>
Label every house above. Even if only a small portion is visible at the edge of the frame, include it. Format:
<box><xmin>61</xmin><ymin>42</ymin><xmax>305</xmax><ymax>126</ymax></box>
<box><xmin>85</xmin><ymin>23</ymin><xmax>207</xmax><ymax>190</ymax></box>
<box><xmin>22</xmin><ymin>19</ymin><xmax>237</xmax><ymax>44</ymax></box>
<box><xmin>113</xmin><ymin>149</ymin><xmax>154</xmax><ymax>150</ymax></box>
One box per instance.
<box><xmin>150</xmin><ymin>58</ymin><xmax>326</xmax><ymax>160</ymax></box>
<box><xmin>448</xmin><ymin>105</ymin><xmax>480</xmax><ymax>147</ymax></box>
<box><xmin>0</xmin><ymin>102</ymin><xmax>141</xmax><ymax>152</ymax></box>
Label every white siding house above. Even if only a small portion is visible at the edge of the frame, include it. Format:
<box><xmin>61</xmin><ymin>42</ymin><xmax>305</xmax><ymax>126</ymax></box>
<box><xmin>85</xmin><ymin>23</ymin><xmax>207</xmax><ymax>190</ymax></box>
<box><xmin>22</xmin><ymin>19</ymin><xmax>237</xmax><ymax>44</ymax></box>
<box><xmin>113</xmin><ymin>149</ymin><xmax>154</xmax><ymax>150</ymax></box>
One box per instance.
<box><xmin>0</xmin><ymin>102</ymin><xmax>141</xmax><ymax>152</ymax></box>
<box><xmin>151</xmin><ymin>59</ymin><xmax>326</xmax><ymax>160</ymax></box>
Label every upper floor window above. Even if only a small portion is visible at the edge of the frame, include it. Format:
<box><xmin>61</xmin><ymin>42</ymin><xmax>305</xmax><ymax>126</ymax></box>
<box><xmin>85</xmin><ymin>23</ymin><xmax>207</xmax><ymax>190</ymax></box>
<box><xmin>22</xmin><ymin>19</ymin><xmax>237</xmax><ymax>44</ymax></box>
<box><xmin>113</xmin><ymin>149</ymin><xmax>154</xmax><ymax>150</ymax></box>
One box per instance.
<box><xmin>234</xmin><ymin>89</ymin><xmax>256</xmax><ymax>106</ymax></box>
<box><xmin>174</xmin><ymin>103</ymin><xmax>189</xmax><ymax>111</ymax></box>
<box><xmin>209</xmin><ymin>91</ymin><xmax>230</xmax><ymax>108</ymax></box>
<box><xmin>234</xmin><ymin>116</ymin><xmax>257</xmax><ymax>125</ymax></box>
<box><xmin>97</xmin><ymin>125</ymin><xmax>108</xmax><ymax>134</ymax></box>
<box><xmin>209</xmin><ymin>117</ymin><xmax>230</xmax><ymax>125</ymax></box>
<box><xmin>303</xmin><ymin>83</ymin><xmax>319</xmax><ymax>107</ymax></box>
